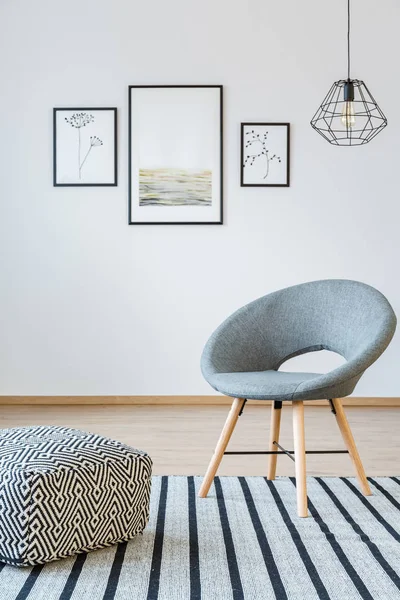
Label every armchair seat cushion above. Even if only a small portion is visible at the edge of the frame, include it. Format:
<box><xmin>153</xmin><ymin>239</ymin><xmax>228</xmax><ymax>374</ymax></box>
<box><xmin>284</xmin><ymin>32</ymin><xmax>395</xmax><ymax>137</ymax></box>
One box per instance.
<box><xmin>208</xmin><ymin>370</ymin><xmax>323</xmax><ymax>401</ymax></box>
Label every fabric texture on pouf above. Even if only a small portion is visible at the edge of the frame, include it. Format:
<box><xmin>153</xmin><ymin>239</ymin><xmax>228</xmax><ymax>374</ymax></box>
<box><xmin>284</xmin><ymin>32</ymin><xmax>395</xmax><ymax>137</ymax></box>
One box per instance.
<box><xmin>0</xmin><ymin>426</ymin><xmax>152</xmax><ymax>567</ymax></box>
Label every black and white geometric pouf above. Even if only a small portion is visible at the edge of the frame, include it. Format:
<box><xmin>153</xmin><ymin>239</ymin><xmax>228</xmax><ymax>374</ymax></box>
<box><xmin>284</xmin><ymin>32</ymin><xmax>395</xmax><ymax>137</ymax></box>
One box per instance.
<box><xmin>0</xmin><ymin>426</ymin><xmax>152</xmax><ymax>567</ymax></box>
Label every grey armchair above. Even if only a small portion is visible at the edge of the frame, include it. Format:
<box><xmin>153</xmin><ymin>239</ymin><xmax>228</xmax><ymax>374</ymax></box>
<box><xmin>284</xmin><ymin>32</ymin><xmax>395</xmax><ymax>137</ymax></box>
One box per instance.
<box><xmin>198</xmin><ymin>280</ymin><xmax>396</xmax><ymax>517</ymax></box>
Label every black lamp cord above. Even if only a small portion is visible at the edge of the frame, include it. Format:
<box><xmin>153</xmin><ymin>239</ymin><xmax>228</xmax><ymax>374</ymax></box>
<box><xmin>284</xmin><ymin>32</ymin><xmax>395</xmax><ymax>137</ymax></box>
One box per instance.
<box><xmin>347</xmin><ymin>0</ymin><xmax>351</xmax><ymax>80</ymax></box>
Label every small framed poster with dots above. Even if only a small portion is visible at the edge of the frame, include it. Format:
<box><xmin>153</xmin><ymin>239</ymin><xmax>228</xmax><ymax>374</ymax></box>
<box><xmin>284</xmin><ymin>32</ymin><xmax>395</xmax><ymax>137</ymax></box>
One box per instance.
<box><xmin>53</xmin><ymin>107</ymin><xmax>117</xmax><ymax>186</ymax></box>
<box><xmin>240</xmin><ymin>122</ymin><xmax>290</xmax><ymax>187</ymax></box>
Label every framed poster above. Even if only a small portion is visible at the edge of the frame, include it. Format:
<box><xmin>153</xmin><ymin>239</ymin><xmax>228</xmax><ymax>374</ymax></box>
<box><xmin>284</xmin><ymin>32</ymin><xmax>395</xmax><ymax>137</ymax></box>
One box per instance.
<box><xmin>240</xmin><ymin>123</ymin><xmax>290</xmax><ymax>187</ymax></box>
<box><xmin>128</xmin><ymin>85</ymin><xmax>223</xmax><ymax>224</ymax></box>
<box><xmin>53</xmin><ymin>107</ymin><xmax>117</xmax><ymax>186</ymax></box>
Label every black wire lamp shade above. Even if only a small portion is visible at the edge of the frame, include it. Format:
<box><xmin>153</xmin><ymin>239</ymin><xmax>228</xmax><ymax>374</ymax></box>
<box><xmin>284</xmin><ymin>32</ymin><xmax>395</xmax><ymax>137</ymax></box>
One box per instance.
<box><xmin>311</xmin><ymin>79</ymin><xmax>387</xmax><ymax>146</ymax></box>
<box><xmin>311</xmin><ymin>0</ymin><xmax>387</xmax><ymax>146</ymax></box>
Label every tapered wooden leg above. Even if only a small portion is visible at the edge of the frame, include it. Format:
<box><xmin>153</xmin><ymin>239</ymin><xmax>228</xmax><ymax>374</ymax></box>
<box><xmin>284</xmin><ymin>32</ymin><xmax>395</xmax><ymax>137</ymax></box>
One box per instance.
<box><xmin>267</xmin><ymin>401</ymin><xmax>282</xmax><ymax>480</ymax></box>
<box><xmin>293</xmin><ymin>401</ymin><xmax>308</xmax><ymax>517</ymax></box>
<box><xmin>198</xmin><ymin>397</ymin><xmax>245</xmax><ymax>498</ymax></box>
<box><xmin>331</xmin><ymin>398</ymin><xmax>372</xmax><ymax>496</ymax></box>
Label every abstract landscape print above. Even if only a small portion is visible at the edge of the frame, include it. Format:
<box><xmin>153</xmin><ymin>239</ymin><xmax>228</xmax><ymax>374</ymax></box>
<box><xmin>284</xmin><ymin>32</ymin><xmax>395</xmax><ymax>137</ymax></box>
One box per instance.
<box><xmin>139</xmin><ymin>168</ymin><xmax>212</xmax><ymax>207</ymax></box>
<box><xmin>129</xmin><ymin>86</ymin><xmax>222</xmax><ymax>224</ymax></box>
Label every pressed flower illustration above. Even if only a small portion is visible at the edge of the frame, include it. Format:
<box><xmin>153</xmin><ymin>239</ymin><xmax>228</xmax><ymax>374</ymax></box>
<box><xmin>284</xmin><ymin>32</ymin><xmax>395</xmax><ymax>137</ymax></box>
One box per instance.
<box><xmin>64</xmin><ymin>112</ymin><xmax>103</xmax><ymax>179</ymax></box>
<box><xmin>243</xmin><ymin>130</ymin><xmax>281</xmax><ymax>179</ymax></box>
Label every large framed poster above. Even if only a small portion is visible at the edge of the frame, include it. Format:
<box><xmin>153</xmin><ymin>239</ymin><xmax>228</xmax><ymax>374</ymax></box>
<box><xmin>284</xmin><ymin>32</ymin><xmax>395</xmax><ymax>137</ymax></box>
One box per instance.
<box><xmin>128</xmin><ymin>85</ymin><xmax>223</xmax><ymax>225</ymax></box>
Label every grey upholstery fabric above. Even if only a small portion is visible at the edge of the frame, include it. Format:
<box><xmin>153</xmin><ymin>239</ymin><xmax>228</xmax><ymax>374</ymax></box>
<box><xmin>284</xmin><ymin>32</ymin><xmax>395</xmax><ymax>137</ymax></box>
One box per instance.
<box><xmin>201</xmin><ymin>280</ymin><xmax>397</xmax><ymax>401</ymax></box>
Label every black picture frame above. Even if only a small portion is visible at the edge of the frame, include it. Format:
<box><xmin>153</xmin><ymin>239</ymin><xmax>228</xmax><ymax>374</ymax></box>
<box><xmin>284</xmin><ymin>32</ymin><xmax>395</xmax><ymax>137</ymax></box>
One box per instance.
<box><xmin>128</xmin><ymin>85</ymin><xmax>223</xmax><ymax>225</ymax></box>
<box><xmin>240</xmin><ymin>122</ymin><xmax>290</xmax><ymax>187</ymax></box>
<box><xmin>53</xmin><ymin>107</ymin><xmax>118</xmax><ymax>187</ymax></box>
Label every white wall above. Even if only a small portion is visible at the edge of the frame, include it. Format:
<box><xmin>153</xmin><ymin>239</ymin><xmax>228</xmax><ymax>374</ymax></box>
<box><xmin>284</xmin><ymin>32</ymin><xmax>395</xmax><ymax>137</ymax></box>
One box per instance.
<box><xmin>0</xmin><ymin>0</ymin><xmax>399</xmax><ymax>396</ymax></box>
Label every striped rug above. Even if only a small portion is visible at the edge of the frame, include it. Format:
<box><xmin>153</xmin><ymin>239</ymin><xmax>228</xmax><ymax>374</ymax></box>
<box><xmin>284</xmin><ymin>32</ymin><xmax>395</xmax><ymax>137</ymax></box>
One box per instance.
<box><xmin>1</xmin><ymin>476</ymin><xmax>400</xmax><ymax>600</ymax></box>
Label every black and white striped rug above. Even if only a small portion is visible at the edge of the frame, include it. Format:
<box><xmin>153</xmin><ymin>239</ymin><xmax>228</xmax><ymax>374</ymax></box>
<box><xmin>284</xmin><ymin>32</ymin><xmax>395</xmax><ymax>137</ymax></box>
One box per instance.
<box><xmin>1</xmin><ymin>476</ymin><xmax>400</xmax><ymax>600</ymax></box>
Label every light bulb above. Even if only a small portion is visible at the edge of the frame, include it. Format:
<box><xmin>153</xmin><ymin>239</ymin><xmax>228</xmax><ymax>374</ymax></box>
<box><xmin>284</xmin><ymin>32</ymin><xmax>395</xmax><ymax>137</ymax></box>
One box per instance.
<box><xmin>341</xmin><ymin>101</ymin><xmax>356</xmax><ymax>128</ymax></box>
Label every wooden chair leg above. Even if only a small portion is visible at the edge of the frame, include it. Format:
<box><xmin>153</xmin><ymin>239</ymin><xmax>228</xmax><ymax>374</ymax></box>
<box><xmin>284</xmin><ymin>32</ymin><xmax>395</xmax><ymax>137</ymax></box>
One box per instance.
<box><xmin>198</xmin><ymin>397</ymin><xmax>246</xmax><ymax>498</ymax></box>
<box><xmin>293</xmin><ymin>401</ymin><xmax>308</xmax><ymax>517</ymax></box>
<box><xmin>331</xmin><ymin>398</ymin><xmax>372</xmax><ymax>496</ymax></box>
<box><xmin>267</xmin><ymin>401</ymin><xmax>282</xmax><ymax>480</ymax></box>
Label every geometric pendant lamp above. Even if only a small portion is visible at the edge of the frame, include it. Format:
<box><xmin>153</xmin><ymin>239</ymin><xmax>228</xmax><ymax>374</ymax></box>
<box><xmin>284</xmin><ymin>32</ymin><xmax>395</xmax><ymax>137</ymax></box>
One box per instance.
<box><xmin>311</xmin><ymin>0</ymin><xmax>387</xmax><ymax>146</ymax></box>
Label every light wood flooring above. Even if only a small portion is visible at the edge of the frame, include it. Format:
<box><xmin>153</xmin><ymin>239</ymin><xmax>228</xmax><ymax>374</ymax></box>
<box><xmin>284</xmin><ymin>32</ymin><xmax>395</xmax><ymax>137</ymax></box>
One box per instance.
<box><xmin>1</xmin><ymin>404</ymin><xmax>399</xmax><ymax>477</ymax></box>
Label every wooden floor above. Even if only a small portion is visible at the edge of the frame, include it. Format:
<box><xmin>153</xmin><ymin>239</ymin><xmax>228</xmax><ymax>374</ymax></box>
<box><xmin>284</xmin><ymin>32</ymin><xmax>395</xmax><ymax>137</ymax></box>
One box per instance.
<box><xmin>1</xmin><ymin>404</ymin><xmax>399</xmax><ymax>477</ymax></box>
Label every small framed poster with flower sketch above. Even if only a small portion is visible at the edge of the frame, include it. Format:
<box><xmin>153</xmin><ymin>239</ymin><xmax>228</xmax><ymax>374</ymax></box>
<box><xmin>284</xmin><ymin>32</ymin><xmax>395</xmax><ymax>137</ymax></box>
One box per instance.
<box><xmin>53</xmin><ymin>107</ymin><xmax>117</xmax><ymax>186</ymax></box>
<box><xmin>240</xmin><ymin>123</ymin><xmax>290</xmax><ymax>187</ymax></box>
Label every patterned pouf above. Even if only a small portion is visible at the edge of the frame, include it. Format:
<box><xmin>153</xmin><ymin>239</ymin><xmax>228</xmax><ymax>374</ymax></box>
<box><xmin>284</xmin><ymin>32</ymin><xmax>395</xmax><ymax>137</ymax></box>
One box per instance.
<box><xmin>0</xmin><ymin>426</ymin><xmax>152</xmax><ymax>567</ymax></box>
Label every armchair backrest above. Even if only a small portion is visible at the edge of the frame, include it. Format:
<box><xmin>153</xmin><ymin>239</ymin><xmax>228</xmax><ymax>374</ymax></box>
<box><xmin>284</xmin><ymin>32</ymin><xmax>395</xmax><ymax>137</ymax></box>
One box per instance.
<box><xmin>201</xmin><ymin>280</ymin><xmax>396</xmax><ymax>380</ymax></box>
